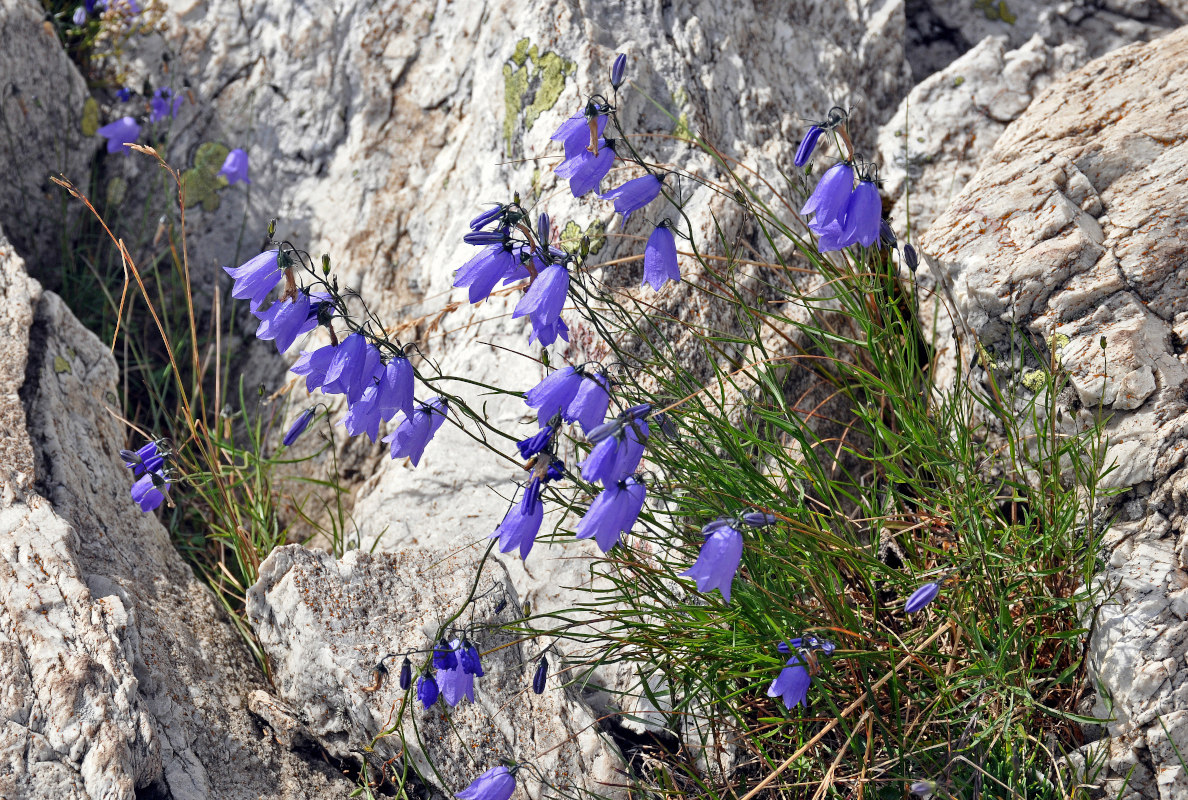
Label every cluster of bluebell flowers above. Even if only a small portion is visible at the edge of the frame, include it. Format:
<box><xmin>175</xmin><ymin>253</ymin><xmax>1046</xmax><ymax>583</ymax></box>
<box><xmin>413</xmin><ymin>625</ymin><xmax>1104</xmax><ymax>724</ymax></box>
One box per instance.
<box><xmin>121</xmin><ymin>441</ymin><xmax>170</xmax><ymax>512</ymax></box>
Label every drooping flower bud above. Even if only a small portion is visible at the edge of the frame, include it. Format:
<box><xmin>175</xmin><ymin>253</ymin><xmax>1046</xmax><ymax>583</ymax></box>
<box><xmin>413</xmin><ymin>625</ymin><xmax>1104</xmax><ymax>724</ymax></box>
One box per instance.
<box><xmin>879</xmin><ymin>219</ymin><xmax>897</xmax><ymax>249</ymax></box>
<box><xmin>282</xmin><ymin>408</ymin><xmax>316</xmax><ymax>447</ymax></box>
<box><xmin>903</xmin><ymin>243</ymin><xmax>919</xmax><ymax>272</ymax></box>
<box><xmin>463</xmin><ymin>230</ymin><xmax>506</xmax><ymax>246</ymax></box>
<box><xmin>532</xmin><ymin>656</ymin><xmax>549</xmax><ymax>694</ymax></box>
<box><xmin>611</xmin><ymin>52</ymin><xmax>627</xmax><ymax>89</ymax></box>
<box><xmin>399</xmin><ymin>657</ymin><xmax>412</xmax><ymax>690</ymax></box>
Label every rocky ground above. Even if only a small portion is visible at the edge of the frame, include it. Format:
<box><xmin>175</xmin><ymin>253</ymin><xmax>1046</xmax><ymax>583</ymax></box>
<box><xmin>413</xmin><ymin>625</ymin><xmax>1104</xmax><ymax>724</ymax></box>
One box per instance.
<box><xmin>3</xmin><ymin>0</ymin><xmax>1188</xmax><ymax>797</ymax></box>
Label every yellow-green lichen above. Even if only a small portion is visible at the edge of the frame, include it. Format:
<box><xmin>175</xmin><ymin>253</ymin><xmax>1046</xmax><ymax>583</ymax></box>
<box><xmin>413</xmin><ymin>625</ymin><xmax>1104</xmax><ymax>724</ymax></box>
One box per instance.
<box><xmin>1021</xmin><ymin>370</ymin><xmax>1047</xmax><ymax>392</ymax></box>
<box><xmin>502</xmin><ymin>38</ymin><xmax>576</xmax><ymax>155</ymax></box>
<box><xmin>560</xmin><ymin>219</ymin><xmax>606</xmax><ymax>256</ymax></box>
<box><xmin>53</xmin><ymin>355</ymin><xmax>72</xmax><ymax>374</ymax></box>
<box><xmin>181</xmin><ymin>141</ymin><xmax>231</xmax><ymax>211</ymax></box>
<box><xmin>1048</xmin><ymin>332</ymin><xmax>1070</xmax><ymax>357</ymax></box>
<box><xmin>674</xmin><ymin>111</ymin><xmax>692</xmax><ymax>140</ymax></box>
<box><xmin>953</xmin><ymin>76</ymin><xmax>965</xmax><ymax>88</ymax></box>
<box><xmin>81</xmin><ymin>97</ymin><xmax>99</xmax><ymax>137</ymax></box>
<box><xmin>972</xmin><ymin>0</ymin><xmax>1015</xmax><ymax>22</ymax></box>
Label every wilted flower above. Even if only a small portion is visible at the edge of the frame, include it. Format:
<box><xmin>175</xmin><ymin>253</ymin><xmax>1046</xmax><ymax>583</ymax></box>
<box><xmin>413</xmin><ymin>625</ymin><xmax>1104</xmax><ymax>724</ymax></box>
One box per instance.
<box><xmin>601</xmin><ymin>173</ymin><xmax>663</xmax><ymax>223</ymax></box>
<box><xmin>417</xmin><ymin>674</ymin><xmax>439</xmax><ymax>708</ymax></box>
<box><xmin>219</xmin><ymin>148</ymin><xmax>250</xmax><ymax>185</ymax></box>
<box><xmin>223</xmin><ymin>250</ymin><xmax>281</xmax><ymax>311</ymax></box>
<box><xmin>643</xmin><ymin>222</ymin><xmax>680</xmax><ymax>290</ymax></box>
<box><xmin>905</xmin><ymin>580</ymin><xmax>941</xmax><ymax>613</ymax></box>
<box><xmin>382</xmin><ymin>398</ymin><xmax>449</xmax><ymax>466</ymax></box>
<box><xmin>456</xmin><ymin>765</ymin><xmax>516</xmax><ymax>800</ymax></box>
<box><xmin>801</xmin><ymin>162</ymin><xmax>853</xmax><ymax>228</ymax></box>
<box><xmin>794</xmin><ymin>125</ymin><xmax>823</xmax><ymax>167</ymax></box>
<box><xmin>96</xmin><ymin>116</ymin><xmax>140</xmax><ymax>155</ymax></box>
<box><xmin>282</xmin><ymin>408</ymin><xmax>316</xmax><ymax>446</ymax></box>
<box><xmin>575</xmin><ymin>476</ymin><xmax>646</xmax><ymax>553</ymax></box>
<box><xmin>680</xmin><ymin>520</ymin><xmax>743</xmax><ymax>602</ymax></box>
<box><xmin>149</xmin><ymin>88</ymin><xmax>183</xmax><ymax>123</ymax></box>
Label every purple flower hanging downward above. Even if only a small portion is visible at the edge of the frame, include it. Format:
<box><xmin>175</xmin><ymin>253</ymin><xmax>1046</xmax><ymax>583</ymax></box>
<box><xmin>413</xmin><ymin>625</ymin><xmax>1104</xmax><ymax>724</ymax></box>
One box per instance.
<box><xmin>524</xmin><ymin>366</ymin><xmax>583</xmax><ymax>425</ymax></box>
<box><xmin>835</xmin><ymin>180</ymin><xmax>882</xmax><ymax>248</ymax></box>
<box><xmin>456</xmin><ymin>766</ymin><xmax>516</xmax><ymax>800</ymax></box>
<box><xmin>643</xmin><ymin>222</ymin><xmax>680</xmax><ymax>290</ymax></box>
<box><xmin>514</xmin><ymin>263</ymin><xmax>569</xmax><ymax>331</ymax></box>
<box><xmin>253</xmin><ymin>292</ymin><xmax>319</xmax><ymax>353</ymax></box>
<box><xmin>436</xmin><ymin>638</ymin><xmax>477</xmax><ymax>707</ymax></box>
<box><xmin>556</xmin><ymin>140</ymin><xmax>615</xmax><ymax>198</ymax></box>
<box><xmin>680</xmin><ymin>520</ymin><xmax>744</xmax><ymax>603</ymax></box>
<box><xmin>383</xmin><ymin>398</ymin><xmax>449</xmax><ymax>466</ymax></box>
<box><xmin>130</xmin><ymin>472</ymin><xmax>169</xmax><ymax>512</ymax></box>
<box><xmin>219</xmin><ymin>148</ymin><xmax>250</xmax><ymax>185</ymax></box>
<box><xmin>575</xmin><ymin>476</ymin><xmax>646</xmax><ymax>553</ymax></box>
<box><xmin>417</xmin><ymin>675</ymin><xmax>439</xmax><ymax>708</ymax></box>
<box><xmin>491</xmin><ymin>478</ymin><xmax>544</xmax><ymax>560</ymax></box>
<box><xmin>601</xmin><ymin>173</ymin><xmax>663</xmax><ymax>223</ymax></box>
<box><xmin>149</xmin><ymin>88</ymin><xmax>183</xmax><ymax>123</ymax></box>
<box><xmin>283</xmin><ymin>408</ymin><xmax>316</xmax><ymax>446</ymax></box>
<box><xmin>801</xmin><ymin>162</ymin><xmax>854</xmax><ymax>228</ymax></box>
<box><xmin>97</xmin><ymin>116</ymin><xmax>140</xmax><ymax>155</ymax></box>
<box><xmin>224</xmin><ymin>250</ymin><xmax>281</xmax><ymax>311</ymax></box>
<box><xmin>566</xmin><ymin>373</ymin><xmax>610</xmax><ymax>433</ymax></box>
<box><xmin>290</xmin><ymin>343</ymin><xmax>337</xmax><ymax>392</ymax></box>
<box><xmin>454</xmin><ymin>245</ymin><xmax>517</xmax><ymax>304</ymax></box>
<box><xmin>767</xmin><ymin>651</ymin><xmax>811</xmax><ymax>709</ymax></box>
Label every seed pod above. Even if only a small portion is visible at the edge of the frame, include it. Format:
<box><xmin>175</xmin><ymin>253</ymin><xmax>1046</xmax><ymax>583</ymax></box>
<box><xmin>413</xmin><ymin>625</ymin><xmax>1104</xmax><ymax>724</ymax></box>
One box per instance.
<box><xmin>532</xmin><ymin>656</ymin><xmax>549</xmax><ymax>694</ymax></box>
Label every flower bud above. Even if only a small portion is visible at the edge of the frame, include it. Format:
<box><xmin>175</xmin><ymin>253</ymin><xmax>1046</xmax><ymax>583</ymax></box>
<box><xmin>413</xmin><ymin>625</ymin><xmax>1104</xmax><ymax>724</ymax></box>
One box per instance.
<box><xmin>532</xmin><ymin>656</ymin><xmax>549</xmax><ymax>694</ymax></box>
<box><xmin>879</xmin><ymin>219</ymin><xmax>896</xmax><ymax>249</ymax></box>
<box><xmin>611</xmin><ymin>52</ymin><xmax>627</xmax><ymax>89</ymax></box>
<box><xmin>538</xmin><ymin>212</ymin><xmax>550</xmax><ymax>245</ymax></box>
<box><xmin>399</xmin><ymin>657</ymin><xmax>412</xmax><ymax>691</ymax></box>
<box><xmin>903</xmin><ymin>244</ymin><xmax>919</xmax><ymax>272</ymax></box>
<box><xmin>321</xmin><ymin>253</ymin><xmax>331</xmax><ymax>275</ymax></box>
<box><xmin>463</xmin><ymin>230</ymin><xmax>506</xmax><ymax>246</ymax></box>
<box><xmin>283</xmin><ymin>408</ymin><xmax>316</xmax><ymax>447</ymax></box>
<box><xmin>267</xmin><ymin>218</ymin><xmax>277</xmax><ymax>239</ymax></box>
<box><xmin>740</xmin><ymin>511</ymin><xmax>776</xmax><ymax>527</ymax></box>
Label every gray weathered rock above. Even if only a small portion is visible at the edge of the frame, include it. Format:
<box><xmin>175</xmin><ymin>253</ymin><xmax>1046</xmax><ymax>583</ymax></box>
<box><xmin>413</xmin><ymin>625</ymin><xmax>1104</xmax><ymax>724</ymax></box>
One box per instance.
<box><xmin>0</xmin><ymin>0</ymin><xmax>100</xmax><ymax>281</ymax></box>
<box><xmin>246</xmin><ymin>544</ymin><xmax>626</xmax><ymax>800</ymax></box>
<box><xmin>0</xmin><ymin>227</ymin><xmax>356</xmax><ymax>799</ymax></box>
<box><xmin>921</xmin><ymin>26</ymin><xmax>1188</xmax><ymax>800</ymax></box>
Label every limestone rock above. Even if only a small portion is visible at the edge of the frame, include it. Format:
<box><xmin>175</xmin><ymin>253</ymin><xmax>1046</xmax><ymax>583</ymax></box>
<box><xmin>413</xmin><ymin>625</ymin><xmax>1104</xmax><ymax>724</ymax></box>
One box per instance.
<box><xmin>0</xmin><ymin>226</ymin><xmax>356</xmax><ymax>799</ymax></box>
<box><xmin>0</xmin><ymin>0</ymin><xmax>100</xmax><ymax>281</ymax></box>
<box><xmin>246</xmin><ymin>544</ymin><xmax>625</xmax><ymax>800</ymax></box>
<box><xmin>921</xmin><ymin>27</ymin><xmax>1188</xmax><ymax>799</ymax></box>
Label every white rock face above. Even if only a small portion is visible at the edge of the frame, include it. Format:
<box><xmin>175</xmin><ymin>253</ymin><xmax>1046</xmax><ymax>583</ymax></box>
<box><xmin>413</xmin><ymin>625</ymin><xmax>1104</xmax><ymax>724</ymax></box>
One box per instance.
<box><xmin>246</xmin><ymin>544</ymin><xmax>625</xmax><ymax>800</ymax></box>
<box><xmin>0</xmin><ymin>229</ymin><xmax>357</xmax><ymax>799</ymax></box>
<box><xmin>921</xmin><ymin>27</ymin><xmax>1188</xmax><ymax>799</ymax></box>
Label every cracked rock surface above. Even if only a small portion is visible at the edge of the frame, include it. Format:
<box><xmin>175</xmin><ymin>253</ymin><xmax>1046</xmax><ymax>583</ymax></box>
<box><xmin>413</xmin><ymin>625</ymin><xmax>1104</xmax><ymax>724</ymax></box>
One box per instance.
<box><xmin>246</xmin><ymin>544</ymin><xmax>625</xmax><ymax>800</ymax></box>
<box><xmin>921</xmin><ymin>26</ymin><xmax>1188</xmax><ymax>799</ymax></box>
<box><xmin>0</xmin><ymin>228</ymin><xmax>356</xmax><ymax>799</ymax></box>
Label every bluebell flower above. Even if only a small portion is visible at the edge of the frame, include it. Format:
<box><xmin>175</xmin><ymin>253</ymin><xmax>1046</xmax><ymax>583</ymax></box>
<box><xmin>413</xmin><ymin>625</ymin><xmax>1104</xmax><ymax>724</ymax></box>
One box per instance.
<box><xmin>437</xmin><ymin>641</ymin><xmax>477</xmax><ymax>706</ymax></box>
<box><xmin>794</xmin><ymin>125</ymin><xmax>824</xmax><ymax>167</ymax></box>
<box><xmin>283</xmin><ymin>408</ymin><xmax>316</xmax><ymax>446</ymax></box>
<box><xmin>836</xmin><ymin>180</ymin><xmax>882</xmax><ymax>248</ymax></box>
<box><xmin>601</xmin><ymin>173</ymin><xmax>663</xmax><ymax>223</ymax></box>
<box><xmin>532</xmin><ymin>656</ymin><xmax>549</xmax><ymax>694</ymax></box>
<box><xmin>149</xmin><ymin>88</ymin><xmax>183</xmax><ymax>123</ymax></box>
<box><xmin>566</xmin><ymin>373</ymin><xmax>610</xmax><ymax>433</ymax></box>
<box><xmin>513</xmin><ymin>263</ymin><xmax>569</xmax><ymax>330</ymax></box>
<box><xmin>115</xmin><ymin>86</ymin><xmax>132</xmax><ymax>102</ymax></box>
<box><xmin>643</xmin><ymin>222</ymin><xmax>680</xmax><ymax>290</ymax></box>
<box><xmin>909</xmin><ymin>780</ymin><xmax>936</xmax><ymax>798</ymax></box>
<box><xmin>121</xmin><ymin>441</ymin><xmax>164</xmax><ymax>476</ymax></box>
<box><xmin>417</xmin><ymin>674</ymin><xmax>439</xmax><ymax>708</ymax></box>
<box><xmin>611</xmin><ymin>52</ymin><xmax>628</xmax><ymax>89</ymax></box>
<box><xmin>517</xmin><ymin>424</ymin><xmax>556</xmax><ymax>459</ymax></box>
<box><xmin>905</xmin><ymin>580</ymin><xmax>940</xmax><ymax>613</ymax></box>
<box><xmin>341</xmin><ymin>384</ymin><xmax>383</xmax><ymax>442</ymax></box>
<box><xmin>491</xmin><ymin>479</ymin><xmax>544</xmax><ymax>560</ymax></box>
<box><xmin>223</xmin><ymin>250</ymin><xmax>281</xmax><ymax>311</ymax></box>
<box><xmin>470</xmin><ymin>204</ymin><xmax>504</xmax><ymax>230</ymax></box>
<box><xmin>253</xmin><ymin>292</ymin><xmax>319</xmax><ymax>353</ymax></box>
<box><xmin>374</xmin><ymin>356</ymin><xmax>415</xmax><ymax>422</ymax></box>
<box><xmin>454</xmin><ymin>245</ymin><xmax>518</xmax><ymax>304</ymax></box>
<box><xmin>459</xmin><ymin>641</ymin><xmax>484</xmax><ymax>676</ymax></box>
<box><xmin>219</xmin><ymin>148</ymin><xmax>250</xmax><ymax>185</ymax></box>
<box><xmin>555</xmin><ymin>140</ymin><xmax>615</xmax><ymax>198</ymax></box>
<box><xmin>579</xmin><ymin>418</ymin><xmax>648</xmax><ymax>485</ymax></box>
<box><xmin>130</xmin><ymin>472</ymin><xmax>169</xmax><ymax>512</ymax></box>
<box><xmin>72</xmin><ymin>6</ymin><xmax>87</xmax><ymax>25</ymax></box>
<box><xmin>801</xmin><ymin>162</ymin><xmax>854</xmax><ymax>228</ymax></box>
<box><xmin>812</xmin><ymin>219</ymin><xmax>846</xmax><ymax>253</ymax></box>
<box><xmin>767</xmin><ymin>651</ymin><xmax>811</xmax><ymax>709</ymax></box>
<box><xmin>433</xmin><ymin>638</ymin><xmax>458</xmax><ymax>670</ymax></box>
<box><xmin>456</xmin><ymin>766</ymin><xmax>516</xmax><ymax>800</ymax></box>
<box><xmin>576</xmin><ymin>476</ymin><xmax>646</xmax><ymax>553</ymax></box>
<box><xmin>680</xmin><ymin>520</ymin><xmax>743</xmax><ymax>602</ymax></box>
<box><xmin>382</xmin><ymin>397</ymin><xmax>448</xmax><ymax>466</ymax></box>
<box><xmin>528</xmin><ymin>316</ymin><xmax>569</xmax><ymax>348</ymax></box>
<box><xmin>321</xmin><ymin>334</ymin><xmax>382</xmax><ymax>403</ymax></box>
<box><xmin>551</xmin><ymin>108</ymin><xmax>607</xmax><ymax>161</ymax></box>
<box><xmin>96</xmin><ymin>117</ymin><xmax>140</xmax><ymax>155</ymax></box>
<box><xmin>524</xmin><ymin>366</ymin><xmax>582</xmax><ymax>425</ymax></box>
<box><xmin>290</xmin><ymin>343</ymin><xmax>337</xmax><ymax>392</ymax></box>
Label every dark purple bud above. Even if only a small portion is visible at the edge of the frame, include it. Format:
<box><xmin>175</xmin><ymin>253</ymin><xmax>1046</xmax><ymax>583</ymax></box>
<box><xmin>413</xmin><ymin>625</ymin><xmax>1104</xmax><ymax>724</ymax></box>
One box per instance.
<box><xmin>399</xmin><ymin>657</ymin><xmax>412</xmax><ymax>691</ymax></box>
<box><xmin>740</xmin><ymin>511</ymin><xmax>776</xmax><ymax>527</ymax></box>
<box><xmin>904</xmin><ymin>581</ymin><xmax>940</xmax><ymax>613</ymax></box>
<box><xmin>624</xmin><ymin>403</ymin><xmax>651</xmax><ymax>420</ymax></box>
<box><xmin>432</xmin><ymin>638</ymin><xmax>458</xmax><ymax>670</ymax></box>
<box><xmin>282</xmin><ymin>408</ymin><xmax>316</xmax><ymax>447</ymax></box>
<box><xmin>879</xmin><ymin>219</ymin><xmax>896</xmax><ymax>249</ymax></box>
<box><xmin>793</xmin><ymin>125</ymin><xmax>823</xmax><ymax>168</ymax></box>
<box><xmin>470</xmin><ymin>204</ymin><xmax>504</xmax><ymax>230</ymax></box>
<box><xmin>464</xmin><ymin>230</ymin><xmax>507</xmax><ymax>246</ymax></box>
<box><xmin>611</xmin><ymin>53</ymin><xmax>627</xmax><ymax>89</ymax></box>
<box><xmin>532</xmin><ymin>656</ymin><xmax>549</xmax><ymax>694</ymax></box>
<box><xmin>538</xmin><ymin>212</ymin><xmax>550</xmax><ymax>245</ymax></box>
<box><xmin>459</xmin><ymin>641</ymin><xmax>484</xmax><ymax>676</ymax></box>
<box><xmin>517</xmin><ymin>425</ymin><xmax>555</xmax><ymax>459</ymax></box>
<box><xmin>903</xmin><ymin>244</ymin><xmax>919</xmax><ymax>272</ymax></box>
<box><xmin>654</xmin><ymin>412</ymin><xmax>678</xmax><ymax>441</ymax></box>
